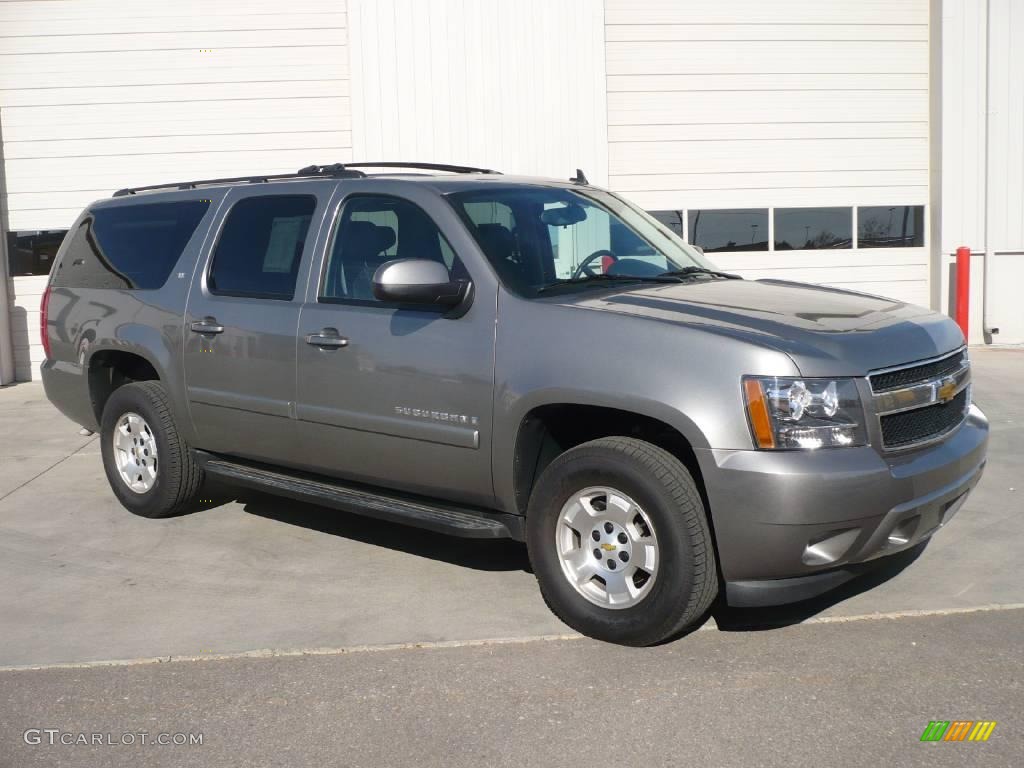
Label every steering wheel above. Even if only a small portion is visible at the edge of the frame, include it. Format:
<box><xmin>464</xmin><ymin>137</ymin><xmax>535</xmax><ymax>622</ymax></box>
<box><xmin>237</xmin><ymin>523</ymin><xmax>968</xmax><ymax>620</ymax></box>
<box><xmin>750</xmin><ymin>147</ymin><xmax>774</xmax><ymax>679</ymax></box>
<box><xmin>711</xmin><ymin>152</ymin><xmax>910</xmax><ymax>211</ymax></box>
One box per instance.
<box><xmin>571</xmin><ymin>250</ymin><xmax>618</xmax><ymax>279</ymax></box>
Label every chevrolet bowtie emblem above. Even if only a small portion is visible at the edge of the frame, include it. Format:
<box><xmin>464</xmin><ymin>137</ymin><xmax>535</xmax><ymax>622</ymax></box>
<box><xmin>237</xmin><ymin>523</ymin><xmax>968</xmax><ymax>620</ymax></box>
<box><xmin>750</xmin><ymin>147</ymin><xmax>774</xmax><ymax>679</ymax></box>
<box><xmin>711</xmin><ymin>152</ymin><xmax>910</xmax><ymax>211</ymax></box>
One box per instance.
<box><xmin>600</xmin><ymin>543</ymin><xmax>616</xmax><ymax>552</ymax></box>
<box><xmin>936</xmin><ymin>377</ymin><xmax>957</xmax><ymax>403</ymax></box>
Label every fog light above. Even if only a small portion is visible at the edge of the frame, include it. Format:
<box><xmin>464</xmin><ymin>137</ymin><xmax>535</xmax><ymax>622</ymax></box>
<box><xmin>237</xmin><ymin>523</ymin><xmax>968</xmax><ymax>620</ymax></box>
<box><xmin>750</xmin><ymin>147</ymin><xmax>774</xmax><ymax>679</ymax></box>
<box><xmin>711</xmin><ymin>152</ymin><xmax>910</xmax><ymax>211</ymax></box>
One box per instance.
<box><xmin>887</xmin><ymin>515</ymin><xmax>920</xmax><ymax>547</ymax></box>
<box><xmin>802</xmin><ymin>528</ymin><xmax>861</xmax><ymax>566</ymax></box>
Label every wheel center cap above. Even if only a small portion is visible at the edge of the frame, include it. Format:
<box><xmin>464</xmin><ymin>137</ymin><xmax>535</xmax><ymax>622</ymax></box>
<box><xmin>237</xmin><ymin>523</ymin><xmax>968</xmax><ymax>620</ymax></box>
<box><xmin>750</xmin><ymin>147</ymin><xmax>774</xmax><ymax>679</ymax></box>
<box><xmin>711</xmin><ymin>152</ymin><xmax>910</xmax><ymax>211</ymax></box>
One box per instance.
<box><xmin>592</xmin><ymin>522</ymin><xmax>631</xmax><ymax>571</ymax></box>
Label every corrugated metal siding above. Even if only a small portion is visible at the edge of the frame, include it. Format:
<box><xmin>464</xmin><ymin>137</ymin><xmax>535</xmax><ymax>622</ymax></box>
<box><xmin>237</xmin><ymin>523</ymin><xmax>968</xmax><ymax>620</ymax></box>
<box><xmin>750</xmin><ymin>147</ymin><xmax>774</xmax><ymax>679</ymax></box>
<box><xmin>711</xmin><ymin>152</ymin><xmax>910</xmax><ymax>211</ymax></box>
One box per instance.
<box><xmin>0</xmin><ymin>0</ymin><xmax>352</xmax><ymax>380</ymax></box>
<box><xmin>348</xmin><ymin>0</ymin><xmax>608</xmax><ymax>183</ymax></box>
<box><xmin>605</xmin><ymin>0</ymin><xmax>931</xmax><ymax>306</ymax></box>
<box><xmin>940</xmin><ymin>0</ymin><xmax>1024</xmax><ymax>343</ymax></box>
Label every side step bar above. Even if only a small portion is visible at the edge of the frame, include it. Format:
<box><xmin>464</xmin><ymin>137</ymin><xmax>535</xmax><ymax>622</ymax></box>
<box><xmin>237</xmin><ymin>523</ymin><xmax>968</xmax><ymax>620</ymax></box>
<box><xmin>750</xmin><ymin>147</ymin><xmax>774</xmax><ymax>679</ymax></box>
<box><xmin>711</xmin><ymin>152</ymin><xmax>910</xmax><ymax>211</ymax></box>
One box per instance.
<box><xmin>194</xmin><ymin>451</ymin><xmax>523</xmax><ymax>540</ymax></box>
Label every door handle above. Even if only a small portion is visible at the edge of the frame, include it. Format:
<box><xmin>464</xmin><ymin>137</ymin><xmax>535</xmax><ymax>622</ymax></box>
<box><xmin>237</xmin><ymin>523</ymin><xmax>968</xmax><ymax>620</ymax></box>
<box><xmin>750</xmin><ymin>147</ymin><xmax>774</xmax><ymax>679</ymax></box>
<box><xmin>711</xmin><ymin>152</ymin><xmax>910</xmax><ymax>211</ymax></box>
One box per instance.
<box><xmin>305</xmin><ymin>328</ymin><xmax>349</xmax><ymax>348</ymax></box>
<box><xmin>190</xmin><ymin>317</ymin><xmax>224</xmax><ymax>335</ymax></box>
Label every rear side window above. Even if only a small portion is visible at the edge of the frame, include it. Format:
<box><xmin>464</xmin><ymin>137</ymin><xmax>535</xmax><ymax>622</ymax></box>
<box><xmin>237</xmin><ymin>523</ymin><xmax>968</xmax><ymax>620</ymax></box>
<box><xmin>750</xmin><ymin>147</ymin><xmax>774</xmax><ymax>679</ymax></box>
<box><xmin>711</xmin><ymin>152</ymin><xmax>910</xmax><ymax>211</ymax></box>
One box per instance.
<box><xmin>51</xmin><ymin>200</ymin><xmax>209</xmax><ymax>290</ymax></box>
<box><xmin>208</xmin><ymin>195</ymin><xmax>316</xmax><ymax>300</ymax></box>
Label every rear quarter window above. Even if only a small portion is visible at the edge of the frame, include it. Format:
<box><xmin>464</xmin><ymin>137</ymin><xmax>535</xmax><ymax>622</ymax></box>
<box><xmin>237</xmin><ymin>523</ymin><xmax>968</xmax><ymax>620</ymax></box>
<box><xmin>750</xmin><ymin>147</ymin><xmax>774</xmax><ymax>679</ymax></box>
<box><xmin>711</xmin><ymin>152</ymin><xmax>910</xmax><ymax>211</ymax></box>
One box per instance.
<box><xmin>51</xmin><ymin>200</ymin><xmax>210</xmax><ymax>290</ymax></box>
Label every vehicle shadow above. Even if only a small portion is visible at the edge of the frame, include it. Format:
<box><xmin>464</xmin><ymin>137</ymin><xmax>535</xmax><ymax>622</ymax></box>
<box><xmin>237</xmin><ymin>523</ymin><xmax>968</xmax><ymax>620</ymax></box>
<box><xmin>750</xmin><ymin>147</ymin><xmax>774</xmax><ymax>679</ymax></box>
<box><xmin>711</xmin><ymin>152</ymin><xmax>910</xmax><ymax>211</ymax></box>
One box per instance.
<box><xmin>711</xmin><ymin>541</ymin><xmax>929</xmax><ymax>632</ymax></box>
<box><xmin>233</xmin><ymin>486</ymin><xmax>533</xmax><ymax>574</ymax></box>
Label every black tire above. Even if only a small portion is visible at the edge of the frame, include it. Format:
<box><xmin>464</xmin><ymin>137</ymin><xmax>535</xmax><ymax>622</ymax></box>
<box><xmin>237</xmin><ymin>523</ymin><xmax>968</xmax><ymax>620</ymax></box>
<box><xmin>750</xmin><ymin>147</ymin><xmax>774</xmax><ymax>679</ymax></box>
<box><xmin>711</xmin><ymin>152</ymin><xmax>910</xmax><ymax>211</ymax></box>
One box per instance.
<box><xmin>100</xmin><ymin>381</ymin><xmax>203</xmax><ymax>519</ymax></box>
<box><xmin>526</xmin><ymin>437</ymin><xmax>718</xmax><ymax>646</ymax></box>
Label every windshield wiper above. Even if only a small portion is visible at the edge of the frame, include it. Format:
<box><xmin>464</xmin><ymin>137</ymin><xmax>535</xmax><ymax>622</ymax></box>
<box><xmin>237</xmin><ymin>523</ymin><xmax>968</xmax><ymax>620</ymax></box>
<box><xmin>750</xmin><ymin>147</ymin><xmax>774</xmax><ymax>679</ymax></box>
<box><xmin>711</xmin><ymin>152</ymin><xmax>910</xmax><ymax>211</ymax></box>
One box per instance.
<box><xmin>659</xmin><ymin>266</ymin><xmax>742</xmax><ymax>280</ymax></box>
<box><xmin>535</xmin><ymin>274</ymin><xmax>679</xmax><ymax>295</ymax></box>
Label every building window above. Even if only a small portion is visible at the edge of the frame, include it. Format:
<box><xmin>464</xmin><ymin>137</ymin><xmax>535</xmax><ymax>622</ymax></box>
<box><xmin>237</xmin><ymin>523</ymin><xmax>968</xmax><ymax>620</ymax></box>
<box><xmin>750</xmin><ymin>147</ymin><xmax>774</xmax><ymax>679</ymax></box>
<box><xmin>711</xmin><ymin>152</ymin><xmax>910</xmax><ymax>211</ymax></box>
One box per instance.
<box><xmin>688</xmin><ymin>209</ymin><xmax>768</xmax><ymax>252</ymax></box>
<box><xmin>857</xmin><ymin>206</ymin><xmax>924</xmax><ymax>248</ymax></box>
<box><xmin>648</xmin><ymin>210</ymin><xmax>684</xmax><ymax>238</ymax></box>
<box><xmin>774</xmin><ymin>207</ymin><xmax>852</xmax><ymax>250</ymax></box>
<box><xmin>6</xmin><ymin>230</ymin><xmax>67</xmax><ymax>277</ymax></box>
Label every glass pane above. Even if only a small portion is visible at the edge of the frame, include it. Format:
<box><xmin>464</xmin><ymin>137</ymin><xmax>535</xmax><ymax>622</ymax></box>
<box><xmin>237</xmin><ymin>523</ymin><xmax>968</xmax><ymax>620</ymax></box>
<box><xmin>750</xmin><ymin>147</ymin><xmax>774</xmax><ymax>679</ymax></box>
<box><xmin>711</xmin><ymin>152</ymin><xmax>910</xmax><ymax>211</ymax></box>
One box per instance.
<box><xmin>648</xmin><ymin>210</ymin><xmax>684</xmax><ymax>237</ymax></box>
<box><xmin>449</xmin><ymin>187</ymin><xmax>708</xmax><ymax>298</ymax></box>
<box><xmin>7</xmin><ymin>230</ymin><xmax>66</xmax><ymax>277</ymax></box>
<box><xmin>857</xmin><ymin>206</ymin><xmax>924</xmax><ymax>248</ymax></box>
<box><xmin>51</xmin><ymin>201</ymin><xmax>209</xmax><ymax>289</ymax></box>
<box><xmin>322</xmin><ymin>195</ymin><xmax>459</xmax><ymax>302</ymax></box>
<box><xmin>209</xmin><ymin>195</ymin><xmax>315</xmax><ymax>299</ymax></box>
<box><xmin>688</xmin><ymin>209</ymin><xmax>768</xmax><ymax>252</ymax></box>
<box><xmin>774</xmin><ymin>207</ymin><xmax>852</xmax><ymax>250</ymax></box>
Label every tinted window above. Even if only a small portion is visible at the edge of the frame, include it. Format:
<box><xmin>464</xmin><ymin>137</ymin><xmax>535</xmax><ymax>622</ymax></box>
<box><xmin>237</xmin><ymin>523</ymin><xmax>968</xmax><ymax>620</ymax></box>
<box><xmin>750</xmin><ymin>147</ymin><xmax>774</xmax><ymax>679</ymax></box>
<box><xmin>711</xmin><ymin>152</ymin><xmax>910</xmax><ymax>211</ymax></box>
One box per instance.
<box><xmin>857</xmin><ymin>205</ymin><xmax>924</xmax><ymax>248</ymax></box>
<box><xmin>209</xmin><ymin>195</ymin><xmax>315</xmax><ymax>299</ymax></box>
<box><xmin>51</xmin><ymin>201</ymin><xmax>209</xmax><ymax>289</ymax></box>
<box><xmin>7</xmin><ymin>230</ymin><xmax>67</xmax><ymax>277</ymax></box>
<box><xmin>450</xmin><ymin>187</ymin><xmax>708</xmax><ymax>298</ymax></box>
<box><xmin>648</xmin><ymin>210</ymin><xmax>684</xmax><ymax>238</ymax></box>
<box><xmin>774</xmin><ymin>207</ymin><xmax>852</xmax><ymax>250</ymax></box>
<box><xmin>688</xmin><ymin>208</ymin><xmax>768</xmax><ymax>252</ymax></box>
<box><xmin>322</xmin><ymin>195</ymin><xmax>462</xmax><ymax>302</ymax></box>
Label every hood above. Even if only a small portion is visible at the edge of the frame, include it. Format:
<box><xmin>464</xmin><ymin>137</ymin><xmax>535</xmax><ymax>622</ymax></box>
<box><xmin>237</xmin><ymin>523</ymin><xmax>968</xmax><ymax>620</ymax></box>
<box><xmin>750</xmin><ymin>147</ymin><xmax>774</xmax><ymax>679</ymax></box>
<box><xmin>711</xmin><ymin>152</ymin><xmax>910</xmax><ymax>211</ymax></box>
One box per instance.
<box><xmin>556</xmin><ymin>279</ymin><xmax>964</xmax><ymax>377</ymax></box>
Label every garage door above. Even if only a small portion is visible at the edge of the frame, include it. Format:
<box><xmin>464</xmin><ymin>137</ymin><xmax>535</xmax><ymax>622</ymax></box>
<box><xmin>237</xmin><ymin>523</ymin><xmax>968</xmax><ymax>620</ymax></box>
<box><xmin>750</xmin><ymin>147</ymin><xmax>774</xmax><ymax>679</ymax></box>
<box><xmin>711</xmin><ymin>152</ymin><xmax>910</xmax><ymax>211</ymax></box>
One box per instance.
<box><xmin>605</xmin><ymin>0</ymin><xmax>930</xmax><ymax>307</ymax></box>
<box><xmin>0</xmin><ymin>0</ymin><xmax>352</xmax><ymax>380</ymax></box>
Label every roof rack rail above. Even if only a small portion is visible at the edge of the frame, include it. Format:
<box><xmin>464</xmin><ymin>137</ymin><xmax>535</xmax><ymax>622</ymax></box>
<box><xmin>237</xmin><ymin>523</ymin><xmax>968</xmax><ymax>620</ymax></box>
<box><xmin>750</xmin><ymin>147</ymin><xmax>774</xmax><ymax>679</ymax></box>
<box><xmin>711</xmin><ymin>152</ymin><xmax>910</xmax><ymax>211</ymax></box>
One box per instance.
<box><xmin>343</xmin><ymin>161</ymin><xmax>502</xmax><ymax>175</ymax></box>
<box><xmin>111</xmin><ymin>161</ymin><xmax>499</xmax><ymax>198</ymax></box>
<box><xmin>112</xmin><ymin>164</ymin><xmax>365</xmax><ymax>197</ymax></box>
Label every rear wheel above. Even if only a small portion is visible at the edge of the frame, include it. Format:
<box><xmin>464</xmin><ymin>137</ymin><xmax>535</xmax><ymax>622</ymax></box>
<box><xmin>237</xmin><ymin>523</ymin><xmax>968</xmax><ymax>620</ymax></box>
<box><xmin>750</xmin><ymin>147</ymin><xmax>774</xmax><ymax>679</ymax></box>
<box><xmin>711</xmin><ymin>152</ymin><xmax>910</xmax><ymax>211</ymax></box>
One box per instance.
<box><xmin>100</xmin><ymin>381</ymin><xmax>203</xmax><ymax>518</ymax></box>
<box><xmin>527</xmin><ymin>437</ymin><xmax>717</xmax><ymax>645</ymax></box>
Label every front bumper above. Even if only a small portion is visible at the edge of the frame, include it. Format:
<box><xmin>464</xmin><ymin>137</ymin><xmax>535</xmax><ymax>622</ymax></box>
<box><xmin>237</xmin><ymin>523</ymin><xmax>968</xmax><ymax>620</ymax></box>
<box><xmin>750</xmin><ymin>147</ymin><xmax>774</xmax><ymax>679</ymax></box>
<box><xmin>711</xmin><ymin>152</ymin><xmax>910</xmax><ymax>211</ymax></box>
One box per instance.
<box><xmin>697</xmin><ymin>404</ymin><xmax>989</xmax><ymax>607</ymax></box>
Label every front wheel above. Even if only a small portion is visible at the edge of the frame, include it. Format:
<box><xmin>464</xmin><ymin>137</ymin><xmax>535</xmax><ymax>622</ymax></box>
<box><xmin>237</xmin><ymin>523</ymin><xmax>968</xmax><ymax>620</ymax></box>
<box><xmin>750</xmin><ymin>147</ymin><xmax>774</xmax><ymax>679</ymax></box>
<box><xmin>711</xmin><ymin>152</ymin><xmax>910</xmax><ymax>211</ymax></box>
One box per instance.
<box><xmin>526</xmin><ymin>437</ymin><xmax>718</xmax><ymax>645</ymax></box>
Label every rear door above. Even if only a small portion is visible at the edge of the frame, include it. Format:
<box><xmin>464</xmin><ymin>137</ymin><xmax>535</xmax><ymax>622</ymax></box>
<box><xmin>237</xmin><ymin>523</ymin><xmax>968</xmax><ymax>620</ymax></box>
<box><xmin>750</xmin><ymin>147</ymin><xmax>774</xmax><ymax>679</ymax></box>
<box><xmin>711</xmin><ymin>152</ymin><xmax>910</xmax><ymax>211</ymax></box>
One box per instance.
<box><xmin>183</xmin><ymin>185</ymin><xmax>332</xmax><ymax>465</ymax></box>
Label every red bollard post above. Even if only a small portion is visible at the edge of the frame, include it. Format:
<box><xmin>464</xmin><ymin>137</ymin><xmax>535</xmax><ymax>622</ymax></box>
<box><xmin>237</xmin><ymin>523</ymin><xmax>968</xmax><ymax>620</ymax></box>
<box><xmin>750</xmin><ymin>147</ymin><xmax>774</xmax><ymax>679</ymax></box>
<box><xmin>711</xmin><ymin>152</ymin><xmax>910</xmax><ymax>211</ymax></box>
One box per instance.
<box><xmin>955</xmin><ymin>246</ymin><xmax>971</xmax><ymax>340</ymax></box>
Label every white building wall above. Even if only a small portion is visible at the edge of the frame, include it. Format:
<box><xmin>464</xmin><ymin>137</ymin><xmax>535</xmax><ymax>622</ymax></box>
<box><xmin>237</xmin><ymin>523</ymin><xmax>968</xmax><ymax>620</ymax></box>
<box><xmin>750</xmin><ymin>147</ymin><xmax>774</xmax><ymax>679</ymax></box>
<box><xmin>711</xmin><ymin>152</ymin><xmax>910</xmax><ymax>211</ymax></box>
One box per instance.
<box><xmin>940</xmin><ymin>0</ymin><xmax>1024</xmax><ymax>344</ymax></box>
<box><xmin>0</xmin><ymin>0</ymin><xmax>352</xmax><ymax>380</ymax></box>
<box><xmin>348</xmin><ymin>0</ymin><xmax>608</xmax><ymax>184</ymax></box>
<box><xmin>605</xmin><ymin>0</ymin><xmax>931</xmax><ymax>307</ymax></box>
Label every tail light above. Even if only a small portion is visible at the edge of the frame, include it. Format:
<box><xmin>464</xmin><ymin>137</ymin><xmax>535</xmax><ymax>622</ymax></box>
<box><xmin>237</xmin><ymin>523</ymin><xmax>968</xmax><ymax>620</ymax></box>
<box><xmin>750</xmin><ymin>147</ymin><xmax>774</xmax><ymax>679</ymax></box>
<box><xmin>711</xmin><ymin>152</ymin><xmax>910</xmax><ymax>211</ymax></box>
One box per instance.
<box><xmin>40</xmin><ymin>285</ymin><xmax>52</xmax><ymax>359</ymax></box>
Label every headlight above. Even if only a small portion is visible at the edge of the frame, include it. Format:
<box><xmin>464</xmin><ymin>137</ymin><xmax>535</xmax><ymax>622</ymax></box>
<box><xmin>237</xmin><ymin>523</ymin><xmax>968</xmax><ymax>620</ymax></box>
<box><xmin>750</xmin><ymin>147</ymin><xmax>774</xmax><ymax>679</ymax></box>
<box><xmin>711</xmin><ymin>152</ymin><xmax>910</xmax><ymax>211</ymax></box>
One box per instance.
<box><xmin>742</xmin><ymin>377</ymin><xmax>866</xmax><ymax>449</ymax></box>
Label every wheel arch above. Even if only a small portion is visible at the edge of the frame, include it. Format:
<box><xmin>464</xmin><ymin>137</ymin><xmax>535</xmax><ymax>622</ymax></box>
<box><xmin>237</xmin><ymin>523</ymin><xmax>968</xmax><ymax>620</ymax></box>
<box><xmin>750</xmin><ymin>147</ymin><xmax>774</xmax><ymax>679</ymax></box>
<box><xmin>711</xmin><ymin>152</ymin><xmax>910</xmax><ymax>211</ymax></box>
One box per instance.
<box><xmin>86</xmin><ymin>346</ymin><xmax>163</xmax><ymax>426</ymax></box>
<box><xmin>507</xmin><ymin>397</ymin><xmax>711</xmax><ymax>517</ymax></box>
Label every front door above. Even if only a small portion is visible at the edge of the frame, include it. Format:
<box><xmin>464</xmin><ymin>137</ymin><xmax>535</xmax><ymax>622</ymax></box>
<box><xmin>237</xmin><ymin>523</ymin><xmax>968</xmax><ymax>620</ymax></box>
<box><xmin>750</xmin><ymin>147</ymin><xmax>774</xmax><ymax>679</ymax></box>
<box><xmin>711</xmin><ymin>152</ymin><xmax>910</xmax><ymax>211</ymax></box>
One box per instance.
<box><xmin>184</xmin><ymin>188</ymin><xmax>330</xmax><ymax>465</ymax></box>
<box><xmin>293</xmin><ymin>190</ymin><xmax>496</xmax><ymax>506</ymax></box>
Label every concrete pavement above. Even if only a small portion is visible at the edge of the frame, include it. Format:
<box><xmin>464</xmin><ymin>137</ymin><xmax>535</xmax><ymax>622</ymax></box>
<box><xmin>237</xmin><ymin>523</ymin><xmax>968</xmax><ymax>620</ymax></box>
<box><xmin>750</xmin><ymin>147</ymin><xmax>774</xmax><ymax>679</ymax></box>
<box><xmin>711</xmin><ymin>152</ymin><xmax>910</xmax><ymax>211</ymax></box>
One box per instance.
<box><xmin>0</xmin><ymin>348</ymin><xmax>1021</xmax><ymax>667</ymax></box>
<box><xmin>0</xmin><ymin>347</ymin><xmax>1021</xmax><ymax>767</ymax></box>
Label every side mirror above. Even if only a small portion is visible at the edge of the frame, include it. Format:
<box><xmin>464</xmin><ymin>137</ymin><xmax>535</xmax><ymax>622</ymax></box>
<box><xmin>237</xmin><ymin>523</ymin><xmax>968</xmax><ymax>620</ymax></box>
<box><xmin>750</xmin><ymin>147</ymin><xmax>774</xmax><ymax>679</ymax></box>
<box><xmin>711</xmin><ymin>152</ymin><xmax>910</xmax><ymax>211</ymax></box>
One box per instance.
<box><xmin>372</xmin><ymin>259</ymin><xmax>467</xmax><ymax>308</ymax></box>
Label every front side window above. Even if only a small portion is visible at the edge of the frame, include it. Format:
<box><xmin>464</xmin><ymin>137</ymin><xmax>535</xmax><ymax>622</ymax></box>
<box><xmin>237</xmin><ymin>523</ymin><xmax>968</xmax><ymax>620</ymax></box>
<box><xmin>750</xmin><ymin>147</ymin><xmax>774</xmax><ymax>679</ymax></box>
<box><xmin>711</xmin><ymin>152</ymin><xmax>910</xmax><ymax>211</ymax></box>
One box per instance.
<box><xmin>51</xmin><ymin>200</ymin><xmax>209</xmax><ymax>290</ymax></box>
<box><xmin>448</xmin><ymin>187</ymin><xmax>709</xmax><ymax>298</ymax></box>
<box><xmin>208</xmin><ymin>195</ymin><xmax>315</xmax><ymax>299</ymax></box>
<box><xmin>321</xmin><ymin>195</ymin><xmax>461</xmax><ymax>302</ymax></box>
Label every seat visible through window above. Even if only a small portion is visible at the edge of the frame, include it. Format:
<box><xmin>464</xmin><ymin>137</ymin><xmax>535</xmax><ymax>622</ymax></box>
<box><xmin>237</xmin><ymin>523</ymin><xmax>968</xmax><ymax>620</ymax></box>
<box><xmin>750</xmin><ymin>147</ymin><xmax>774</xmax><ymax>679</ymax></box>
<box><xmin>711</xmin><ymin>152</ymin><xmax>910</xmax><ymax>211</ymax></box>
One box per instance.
<box><xmin>322</xmin><ymin>195</ymin><xmax>465</xmax><ymax>302</ymax></box>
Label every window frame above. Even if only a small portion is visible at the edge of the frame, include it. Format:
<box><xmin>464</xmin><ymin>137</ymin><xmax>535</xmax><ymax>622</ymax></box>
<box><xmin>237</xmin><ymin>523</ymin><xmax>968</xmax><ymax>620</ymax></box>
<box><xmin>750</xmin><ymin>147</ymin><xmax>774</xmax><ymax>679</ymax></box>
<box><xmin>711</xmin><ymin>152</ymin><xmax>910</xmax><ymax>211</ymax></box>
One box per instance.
<box><xmin>205</xmin><ymin>193</ymin><xmax>318</xmax><ymax>301</ymax></box>
<box><xmin>316</xmin><ymin>192</ymin><xmax>463</xmax><ymax>311</ymax></box>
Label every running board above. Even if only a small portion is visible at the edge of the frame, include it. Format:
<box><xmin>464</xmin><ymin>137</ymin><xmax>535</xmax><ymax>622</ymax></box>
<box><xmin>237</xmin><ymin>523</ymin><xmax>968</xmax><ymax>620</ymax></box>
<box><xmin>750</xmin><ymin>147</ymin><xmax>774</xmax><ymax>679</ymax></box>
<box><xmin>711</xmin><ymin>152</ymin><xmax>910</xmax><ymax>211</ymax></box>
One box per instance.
<box><xmin>194</xmin><ymin>452</ymin><xmax>522</xmax><ymax>540</ymax></box>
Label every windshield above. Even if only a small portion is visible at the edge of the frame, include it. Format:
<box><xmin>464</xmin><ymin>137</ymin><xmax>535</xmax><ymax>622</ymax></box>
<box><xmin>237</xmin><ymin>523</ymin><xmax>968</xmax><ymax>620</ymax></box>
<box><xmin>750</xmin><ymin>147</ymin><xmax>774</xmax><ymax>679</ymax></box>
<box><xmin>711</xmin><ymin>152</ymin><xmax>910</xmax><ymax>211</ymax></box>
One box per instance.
<box><xmin>447</xmin><ymin>186</ymin><xmax>714</xmax><ymax>297</ymax></box>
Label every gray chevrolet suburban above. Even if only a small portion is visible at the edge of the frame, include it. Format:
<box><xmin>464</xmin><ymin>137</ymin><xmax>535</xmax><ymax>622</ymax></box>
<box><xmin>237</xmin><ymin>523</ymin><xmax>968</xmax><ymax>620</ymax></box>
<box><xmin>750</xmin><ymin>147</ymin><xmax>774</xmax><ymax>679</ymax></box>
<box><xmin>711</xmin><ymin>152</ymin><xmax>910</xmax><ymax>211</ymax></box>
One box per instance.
<box><xmin>40</xmin><ymin>162</ymin><xmax>988</xmax><ymax>645</ymax></box>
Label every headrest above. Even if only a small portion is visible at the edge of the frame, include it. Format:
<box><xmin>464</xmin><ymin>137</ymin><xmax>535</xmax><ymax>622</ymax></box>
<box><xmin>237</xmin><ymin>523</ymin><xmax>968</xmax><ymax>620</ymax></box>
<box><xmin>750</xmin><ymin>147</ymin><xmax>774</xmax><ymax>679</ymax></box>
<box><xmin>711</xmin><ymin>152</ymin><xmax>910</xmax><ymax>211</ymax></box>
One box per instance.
<box><xmin>476</xmin><ymin>223</ymin><xmax>515</xmax><ymax>260</ymax></box>
<box><xmin>345</xmin><ymin>220</ymin><xmax>396</xmax><ymax>257</ymax></box>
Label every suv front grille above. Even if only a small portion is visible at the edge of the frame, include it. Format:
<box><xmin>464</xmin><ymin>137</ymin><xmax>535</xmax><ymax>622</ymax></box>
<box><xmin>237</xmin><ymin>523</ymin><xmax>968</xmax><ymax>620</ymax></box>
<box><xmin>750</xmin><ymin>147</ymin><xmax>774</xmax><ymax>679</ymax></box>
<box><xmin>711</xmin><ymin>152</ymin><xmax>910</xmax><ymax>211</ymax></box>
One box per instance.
<box><xmin>869</xmin><ymin>348</ymin><xmax>971</xmax><ymax>451</ymax></box>
<box><xmin>880</xmin><ymin>389</ymin><xmax>969</xmax><ymax>449</ymax></box>
<box><xmin>870</xmin><ymin>349</ymin><xmax>966</xmax><ymax>392</ymax></box>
